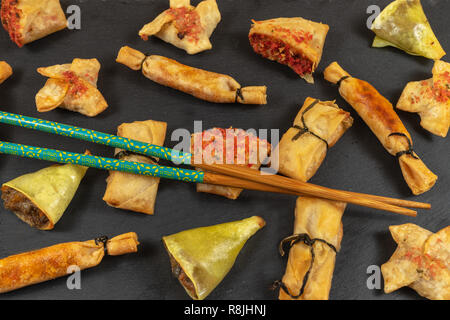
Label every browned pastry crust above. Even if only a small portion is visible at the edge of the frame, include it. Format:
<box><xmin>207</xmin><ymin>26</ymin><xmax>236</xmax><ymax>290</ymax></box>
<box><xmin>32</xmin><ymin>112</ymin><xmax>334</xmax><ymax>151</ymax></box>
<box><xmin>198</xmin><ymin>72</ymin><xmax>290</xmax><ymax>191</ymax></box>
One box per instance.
<box><xmin>0</xmin><ymin>232</ymin><xmax>139</xmax><ymax>293</ymax></box>
<box><xmin>0</xmin><ymin>61</ymin><xmax>12</xmax><ymax>84</ymax></box>
<box><xmin>324</xmin><ymin>62</ymin><xmax>437</xmax><ymax>195</ymax></box>
<box><xmin>116</xmin><ymin>46</ymin><xmax>267</xmax><ymax>105</ymax></box>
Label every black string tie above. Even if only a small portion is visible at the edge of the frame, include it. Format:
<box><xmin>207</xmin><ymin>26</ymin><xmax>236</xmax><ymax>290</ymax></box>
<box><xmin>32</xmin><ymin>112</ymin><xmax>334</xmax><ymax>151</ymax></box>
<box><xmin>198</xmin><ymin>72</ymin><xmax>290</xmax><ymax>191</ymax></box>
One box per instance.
<box><xmin>272</xmin><ymin>233</ymin><xmax>337</xmax><ymax>299</ymax></box>
<box><xmin>235</xmin><ymin>87</ymin><xmax>244</xmax><ymax>103</ymax></box>
<box><xmin>95</xmin><ymin>236</ymin><xmax>109</xmax><ymax>255</ymax></box>
<box><xmin>388</xmin><ymin>132</ymin><xmax>419</xmax><ymax>160</ymax></box>
<box><xmin>337</xmin><ymin>75</ymin><xmax>350</xmax><ymax>87</ymax></box>
<box><xmin>115</xmin><ymin>150</ymin><xmax>158</xmax><ymax>163</ymax></box>
<box><xmin>291</xmin><ymin>99</ymin><xmax>329</xmax><ymax>149</ymax></box>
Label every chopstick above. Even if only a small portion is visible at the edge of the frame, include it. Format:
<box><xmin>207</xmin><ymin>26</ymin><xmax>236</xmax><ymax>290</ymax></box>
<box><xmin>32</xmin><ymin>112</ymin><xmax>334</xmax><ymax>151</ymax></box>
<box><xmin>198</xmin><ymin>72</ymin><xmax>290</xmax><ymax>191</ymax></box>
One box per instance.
<box><xmin>0</xmin><ymin>141</ymin><xmax>417</xmax><ymax>217</ymax></box>
<box><xmin>0</xmin><ymin>111</ymin><xmax>427</xmax><ymax>215</ymax></box>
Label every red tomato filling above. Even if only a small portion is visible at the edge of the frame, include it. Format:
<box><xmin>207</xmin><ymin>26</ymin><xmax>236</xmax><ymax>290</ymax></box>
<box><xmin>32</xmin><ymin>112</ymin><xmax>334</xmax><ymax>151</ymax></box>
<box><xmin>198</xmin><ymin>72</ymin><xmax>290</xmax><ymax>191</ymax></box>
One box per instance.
<box><xmin>191</xmin><ymin>128</ymin><xmax>270</xmax><ymax>167</ymax></box>
<box><xmin>167</xmin><ymin>7</ymin><xmax>202</xmax><ymax>43</ymax></box>
<box><xmin>63</xmin><ymin>71</ymin><xmax>88</xmax><ymax>96</ymax></box>
<box><xmin>1</xmin><ymin>0</ymin><xmax>24</xmax><ymax>47</ymax></box>
<box><xmin>249</xmin><ymin>33</ymin><xmax>313</xmax><ymax>76</ymax></box>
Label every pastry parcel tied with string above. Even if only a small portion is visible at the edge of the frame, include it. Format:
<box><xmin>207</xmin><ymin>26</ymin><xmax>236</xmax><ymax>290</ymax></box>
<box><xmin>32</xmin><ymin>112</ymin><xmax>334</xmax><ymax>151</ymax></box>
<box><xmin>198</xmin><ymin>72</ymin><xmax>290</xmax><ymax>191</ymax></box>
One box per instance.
<box><xmin>275</xmin><ymin>197</ymin><xmax>346</xmax><ymax>300</ymax></box>
<box><xmin>249</xmin><ymin>17</ymin><xmax>329</xmax><ymax>83</ymax></box>
<box><xmin>1</xmin><ymin>0</ymin><xmax>67</xmax><ymax>47</ymax></box>
<box><xmin>1</xmin><ymin>152</ymin><xmax>89</xmax><ymax>230</ymax></box>
<box><xmin>0</xmin><ymin>61</ymin><xmax>12</xmax><ymax>84</ymax></box>
<box><xmin>276</xmin><ymin>97</ymin><xmax>353</xmax><ymax>182</ymax></box>
<box><xmin>103</xmin><ymin>119</ymin><xmax>167</xmax><ymax>215</ymax></box>
<box><xmin>116</xmin><ymin>46</ymin><xmax>267</xmax><ymax>105</ymax></box>
<box><xmin>397</xmin><ymin>60</ymin><xmax>450</xmax><ymax>138</ymax></box>
<box><xmin>163</xmin><ymin>216</ymin><xmax>265</xmax><ymax>300</ymax></box>
<box><xmin>0</xmin><ymin>232</ymin><xmax>139</xmax><ymax>293</ymax></box>
<box><xmin>139</xmin><ymin>0</ymin><xmax>221</xmax><ymax>55</ymax></box>
<box><xmin>324</xmin><ymin>62</ymin><xmax>437</xmax><ymax>195</ymax></box>
<box><xmin>370</xmin><ymin>0</ymin><xmax>445</xmax><ymax>60</ymax></box>
<box><xmin>382</xmin><ymin>224</ymin><xmax>449</xmax><ymax>300</ymax></box>
<box><xmin>35</xmin><ymin>58</ymin><xmax>108</xmax><ymax>117</ymax></box>
<box><xmin>191</xmin><ymin>128</ymin><xmax>271</xmax><ymax>200</ymax></box>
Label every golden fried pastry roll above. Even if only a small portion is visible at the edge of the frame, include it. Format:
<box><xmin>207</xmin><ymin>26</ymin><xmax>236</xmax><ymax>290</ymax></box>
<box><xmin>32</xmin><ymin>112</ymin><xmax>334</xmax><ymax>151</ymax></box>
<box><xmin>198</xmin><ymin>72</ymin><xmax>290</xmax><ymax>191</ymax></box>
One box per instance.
<box><xmin>0</xmin><ymin>61</ymin><xmax>12</xmax><ymax>84</ymax></box>
<box><xmin>382</xmin><ymin>224</ymin><xmax>449</xmax><ymax>300</ymax></box>
<box><xmin>103</xmin><ymin>119</ymin><xmax>167</xmax><ymax>215</ymax></box>
<box><xmin>139</xmin><ymin>0</ymin><xmax>221</xmax><ymax>55</ymax></box>
<box><xmin>191</xmin><ymin>128</ymin><xmax>271</xmax><ymax>200</ymax></box>
<box><xmin>1</xmin><ymin>155</ymin><xmax>89</xmax><ymax>230</ymax></box>
<box><xmin>36</xmin><ymin>58</ymin><xmax>108</xmax><ymax>117</ymax></box>
<box><xmin>324</xmin><ymin>62</ymin><xmax>437</xmax><ymax>195</ymax></box>
<box><xmin>397</xmin><ymin>60</ymin><xmax>450</xmax><ymax>137</ymax></box>
<box><xmin>163</xmin><ymin>216</ymin><xmax>265</xmax><ymax>300</ymax></box>
<box><xmin>0</xmin><ymin>232</ymin><xmax>139</xmax><ymax>293</ymax></box>
<box><xmin>371</xmin><ymin>0</ymin><xmax>445</xmax><ymax>60</ymax></box>
<box><xmin>1</xmin><ymin>0</ymin><xmax>67</xmax><ymax>47</ymax></box>
<box><xmin>277</xmin><ymin>197</ymin><xmax>345</xmax><ymax>300</ymax></box>
<box><xmin>116</xmin><ymin>46</ymin><xmax>267</xmax><ymax>105</ymax></box>
<box><xmin>249</xmin><ymin>17</ymin><xmax>329</xmax><ymax>83</ymax></box>
<box><xmin>276</xmin><ymin>97</ymin><xmax>353</xmax><ymax>182</ymax></box>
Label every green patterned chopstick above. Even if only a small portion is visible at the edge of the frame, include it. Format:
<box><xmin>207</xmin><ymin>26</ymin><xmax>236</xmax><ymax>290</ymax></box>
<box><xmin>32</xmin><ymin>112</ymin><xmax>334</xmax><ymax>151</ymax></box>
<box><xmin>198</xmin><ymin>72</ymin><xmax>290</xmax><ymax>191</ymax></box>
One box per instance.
<box><xmin>0</xmin><ymin>111</ymin><xmax>191</xmax><ymax>165</ymax></box>
<box><xmin>0</xmin><ymin>141</ymin><xmax>204</xmax><ymax>183</ymax></box>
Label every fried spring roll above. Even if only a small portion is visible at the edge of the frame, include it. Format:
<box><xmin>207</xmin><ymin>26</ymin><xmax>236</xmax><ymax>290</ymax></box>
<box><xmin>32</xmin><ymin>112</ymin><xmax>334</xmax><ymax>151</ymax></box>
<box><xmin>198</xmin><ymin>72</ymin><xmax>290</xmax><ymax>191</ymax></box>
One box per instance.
<box><xmin>275</xmin><ymin>97</ymin><xmax>353</xmax><ymax>182</ymax></box>
<box><xmin>116</xmin><ymin>46</ymin><xmax>267</xmax><ymax>104</ymax></box>
<box><xmin>278</xmin><ymin>197</ymin><xmax>345</xmax><ymax>300</ymax></box>
<box><xmin>324</xmin><ymin>62</ymin><xmax>437</xmax><ymax>195</ymax></box>
<box><xmin>0</xmin><ymin>61</ymin><xmax>12</xmax><ymax>84</ymax></box>
<box><xmin>0</xmin><ymin>232</ymin><xmax>139</xmax><ymax>293</ymax></box>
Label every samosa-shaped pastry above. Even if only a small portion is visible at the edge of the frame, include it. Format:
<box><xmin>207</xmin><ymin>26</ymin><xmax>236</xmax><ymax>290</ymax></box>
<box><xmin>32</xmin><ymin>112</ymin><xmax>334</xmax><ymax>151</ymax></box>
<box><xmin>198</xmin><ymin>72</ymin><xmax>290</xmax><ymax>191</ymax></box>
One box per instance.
<box><xmin>1</xmin><ymin>155</ymin><xmax>89</xmax><ymax>230</ymax></box>
<box><xmin>371</xmin><ymin>0</ymin><xmax>445</xmax><ymax>60</ymax></box>
<box><xmin>0</xmin><ymin>61</ymin><xmax>12</xmax><ymax>84</ymax></box>
<box><xmin>163</xmin><ymin>216</ymin><xmax>265</xmax><ymax>300</ymax></box>
<box><xmin>35</xmin><ymin>58</ymin><xmax>108</xmax><ymax>117</ymax></box>
<box><xmin>1</xmin><ymin>0</ymin><xmax>67</xmax><ymax>47</ymax></box>
<box><xmin>397</xmin><ymin>60</ymin><xmax>450</xmax><ymax>137</ymax></box>
<box><xmin>139</xmin><ymin>0</ymin><xmax>221</xmax><ymax>55</ymax></box>
<box><xmin>382</xmin><ymin>224</ymin><xmax>450</xmax><ymax>300</ymax></box>
<box><xmin>249</xmin><ymin>17</ymin><xmax>329</xmax><ymax>83</ymax></box>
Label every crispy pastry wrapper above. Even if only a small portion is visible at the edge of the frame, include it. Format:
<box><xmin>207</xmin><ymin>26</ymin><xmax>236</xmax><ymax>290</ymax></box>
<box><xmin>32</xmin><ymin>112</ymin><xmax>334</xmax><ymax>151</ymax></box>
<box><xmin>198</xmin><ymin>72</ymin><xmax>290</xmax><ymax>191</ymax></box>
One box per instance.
<box><xmin>381</xmin><ymin>224</ymin><xmax>450</xmax><ymax>300</ymax></box>
<box><xmin>116</xmin><ymin>46</ymin><xmax>267</xmax><ymax>105</ymax></box>
<box><xmin>249</xmin><ymin>17</ymin><xmax>329</xmax><ymax>83</ymax></box>
<box><xmin>0</xmin><ymin>232</ymin><xmax>139</xmax><ymax>293</ymax></box>
<box><xmin>279</xmin><ymin>197</ymin><xmax>346</xmax><ymax>300</ymax></box>
<box><xmin>163</xmin><ymin>216</ymin><xmax>265</xmax><ymax>300</ymax></box>
<box><xmin>103</xmin><ymin>119</ymin><xmax>167</xmax><ymax>215</ymax></box>
<box><xmin>371</xmin><ymin>0</ymin><xmax>445</xmax><ymax>60</ymax></box>
<box><xmin>191</xmin><ymin>128</ymin><xmax>271</xmax><ymax>200</ymax></box>
<box><xmin>36</xmin><ymin>58</ymin><xmax>108</xmax><ymax>117</ymax></box>
<box><xmin>139</xmin><ymin>0</ymin><xmax>221</xmax><ymax>55</ymax></box>
<box><xmin>1</xmin><ymin>0</ymin><xmax>67</xmax><ymax>47</ymax></box>
<box><xmin>1</xmin><ymin>153</ymin><xmax>89</xmax><ymax>230</ymax></box>
<box><xmin>397</xmin><ymin>60</ymin><xmax>450</xmax><ymax>138</ymax></box>
<box><xmin>324</xmin><ymin>62</ymin><xmax>437</xmax><ymax>195</ymax></box>
<box><xmin>275</xmin><ymin>97</ymin><xmax>353</xmax><ymax>182</ymax></box>
<box><xmin>0</xmin><ymin>61</ymin><xmax>12</xmax><ymax>84</ymax></box>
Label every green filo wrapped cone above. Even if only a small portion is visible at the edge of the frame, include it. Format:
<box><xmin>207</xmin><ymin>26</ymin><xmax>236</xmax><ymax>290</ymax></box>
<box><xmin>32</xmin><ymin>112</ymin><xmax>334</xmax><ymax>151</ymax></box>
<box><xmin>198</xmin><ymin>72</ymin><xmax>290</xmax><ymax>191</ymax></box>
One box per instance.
<box><xmin>371</xmin><ymin>0</ymin><xmax>446</xmax><ymax>60</ymax></box>
<box><xmin>162</xmin><ymin>216</ymin><xmax>266</xmax><ymax>300</ymax></box>
<box><xmin>1</xmin><ymin>154</ymin><xmax>89</xmax><ymax>230</ymax></box>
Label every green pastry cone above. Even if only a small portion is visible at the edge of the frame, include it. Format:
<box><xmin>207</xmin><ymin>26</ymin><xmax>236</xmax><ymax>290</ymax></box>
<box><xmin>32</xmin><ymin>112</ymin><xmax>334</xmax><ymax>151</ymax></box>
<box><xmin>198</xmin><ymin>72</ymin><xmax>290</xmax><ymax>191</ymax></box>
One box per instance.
<box><xmin>371</xmin><ymin>0</ymin><xmax>445</xmax><ymax>60</ymax></box>
<box><xmin>1</xmin><ymin>155</ymin><xmax>89</xmax><ymax>230</ymax></box>
<box><xmin>163</xmin><ymin>216</ymin><xmax>266</xmax><ymax>300</ymax></box>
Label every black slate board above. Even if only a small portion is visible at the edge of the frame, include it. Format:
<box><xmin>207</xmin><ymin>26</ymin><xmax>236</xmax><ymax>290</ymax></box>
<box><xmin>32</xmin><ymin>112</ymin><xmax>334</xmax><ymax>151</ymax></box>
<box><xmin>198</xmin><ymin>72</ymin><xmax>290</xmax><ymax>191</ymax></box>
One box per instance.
<box><xmin>0</xmin><ymin>0</ymin><xmax>448</xmax><ymax>300</ymax></box>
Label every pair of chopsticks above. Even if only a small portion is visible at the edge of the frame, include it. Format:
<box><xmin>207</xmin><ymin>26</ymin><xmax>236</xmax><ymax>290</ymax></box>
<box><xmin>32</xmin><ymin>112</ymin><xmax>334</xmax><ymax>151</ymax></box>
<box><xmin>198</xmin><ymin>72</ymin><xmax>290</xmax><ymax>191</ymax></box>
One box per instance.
<box><xmin>0</xmin><ymin>111</ymin><xmax>429</xmax><ymax>216</ymax></box>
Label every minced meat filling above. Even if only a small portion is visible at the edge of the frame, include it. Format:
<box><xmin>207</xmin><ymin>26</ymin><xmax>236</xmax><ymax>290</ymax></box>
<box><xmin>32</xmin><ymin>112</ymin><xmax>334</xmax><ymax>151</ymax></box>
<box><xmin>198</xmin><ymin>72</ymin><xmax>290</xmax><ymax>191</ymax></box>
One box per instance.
<box><xmin>249</xmin><ymin>33</ymin><xmax>313</xmax><ymax>76</ymax></box>
<box><xmin>1</xmin><ymin>186</ymin><xmax>50</xmax><ymax>229</ymax></box>
<box><xmin>169</xmin><ymin>253</ymin><xmax>197</xmax><ymax>299</ymax></box>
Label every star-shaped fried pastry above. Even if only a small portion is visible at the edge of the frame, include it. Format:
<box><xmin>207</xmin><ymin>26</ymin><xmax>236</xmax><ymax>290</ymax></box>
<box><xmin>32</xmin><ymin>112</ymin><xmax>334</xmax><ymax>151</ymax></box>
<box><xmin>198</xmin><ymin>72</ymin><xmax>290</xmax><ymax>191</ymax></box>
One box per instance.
<box><xmin>382</xmin><ymin>223</ymin><xmax>450</xmax><ymax>300</ymax></box>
